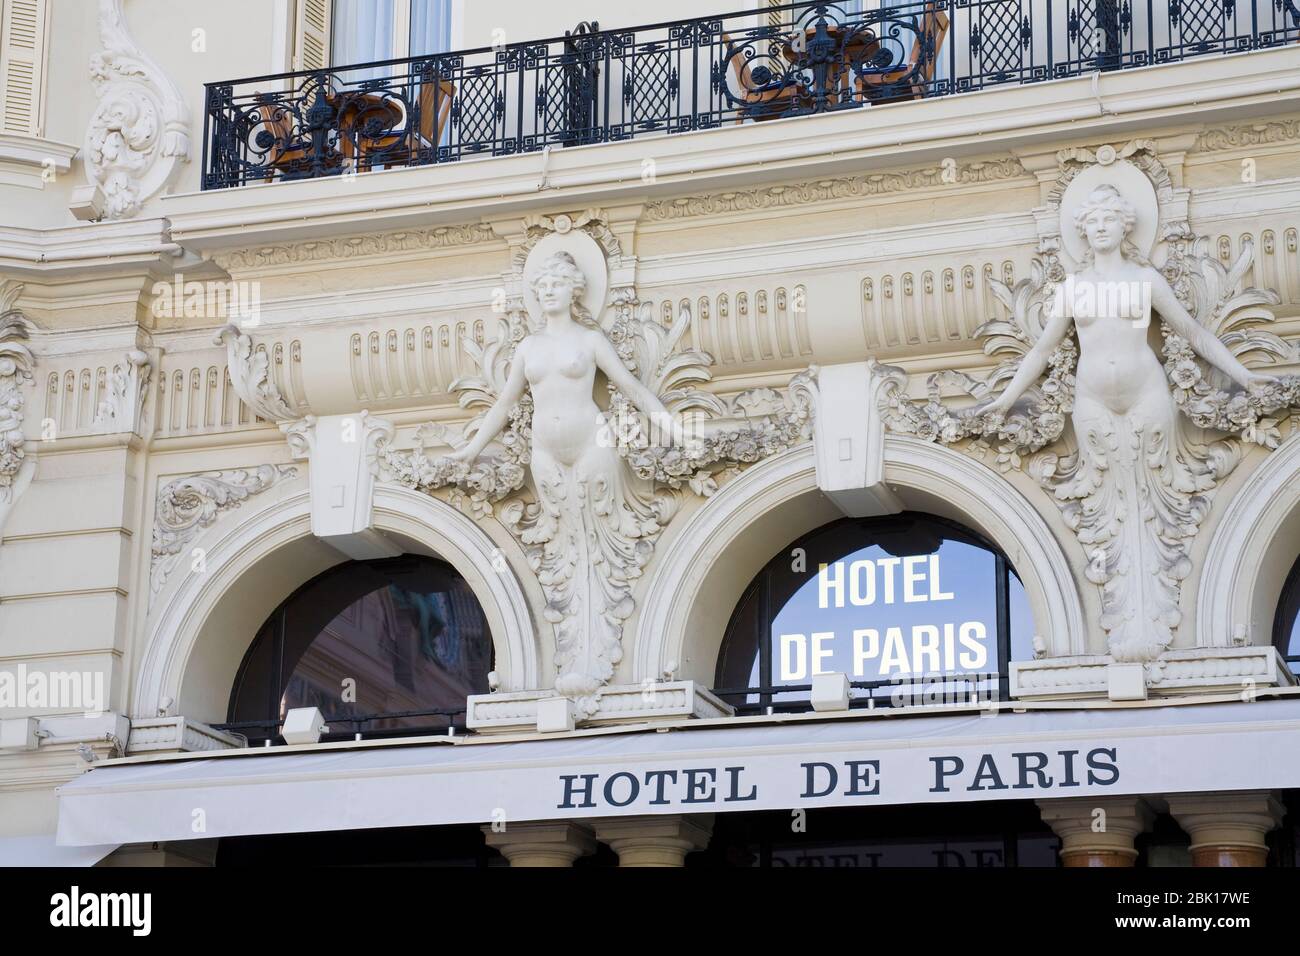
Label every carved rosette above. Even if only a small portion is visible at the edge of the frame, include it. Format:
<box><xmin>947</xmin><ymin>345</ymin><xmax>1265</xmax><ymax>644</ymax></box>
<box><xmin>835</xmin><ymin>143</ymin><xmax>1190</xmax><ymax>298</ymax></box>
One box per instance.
<box><xmin>150</xmin><ymin>465</ymin><xmax>297</xmax><ymax>595</ymax></box>
<box><xmin>876</xmin><ymin>141</ymin><xmax>1299</xmax><ymax>663</ymax></box>
<box><xmin>85</xmin><ymin>0</ymin><xmax>191</xmax><ymax>219</ymax></box>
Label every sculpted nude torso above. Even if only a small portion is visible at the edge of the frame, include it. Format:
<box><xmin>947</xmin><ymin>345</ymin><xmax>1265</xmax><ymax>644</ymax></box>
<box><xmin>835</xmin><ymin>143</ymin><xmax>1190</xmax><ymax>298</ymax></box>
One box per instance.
<box><xmin>980</xmin><ymin>184</ymin><xmax>1276</xmax><ymax>658</ymax></box>
<box><xmin>449</xmin><ymin>250</ymin><xmax>673</xmax><ymax>698</ymax></box>
<box><xmin>452</xmin><ymin>253</ymin><xmax>670</xmax><ymax>477</ymax></box>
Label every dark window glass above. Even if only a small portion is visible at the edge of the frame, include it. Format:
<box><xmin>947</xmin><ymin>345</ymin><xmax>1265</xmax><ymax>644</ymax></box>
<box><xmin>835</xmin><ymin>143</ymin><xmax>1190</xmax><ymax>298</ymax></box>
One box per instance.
<box><xmin>713</xmin><ymin>513</ymin><xmax>1031</xmax><ymax>714</ymax></box>
<box><xmin>227</xmin><ymin>556</ymin><xmax>492</xmax><ymax>743</ymax></box>
<box><xmin>1274</xmin><ymin>554</ymin><xmax>1300</xmax><ymax>669</ymax></box>
<box><xmin>686</xmin><ymin>804</ymin><xmax>1060</xmax><ymax>868</ymax></box>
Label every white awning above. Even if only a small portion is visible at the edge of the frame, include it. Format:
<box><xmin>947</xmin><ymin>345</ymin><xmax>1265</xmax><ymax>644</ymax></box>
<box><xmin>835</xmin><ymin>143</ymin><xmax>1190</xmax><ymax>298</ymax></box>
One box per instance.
<box><xmin>57</xmin><ymin>698</ymin><xmax>1300</xmax><ymax>847</ymax></box>
<box><xmin>0</xmin><ymin>834</ymin><xmax>119</xmax><ymax>867</ymax></box>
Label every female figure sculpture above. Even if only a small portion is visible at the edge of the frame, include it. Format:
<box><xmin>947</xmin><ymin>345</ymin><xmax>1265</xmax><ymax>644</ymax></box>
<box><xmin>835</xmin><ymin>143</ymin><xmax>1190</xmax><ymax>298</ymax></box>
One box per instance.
<box><xmin>979</xmin><ymin>184</ymin><xmax>1275</xmax><ymax>660</ymax></box>
<box><xmin>450</xmin><ymin>250</ymin><xmax>675</xmax><ymax>700</ymax></box>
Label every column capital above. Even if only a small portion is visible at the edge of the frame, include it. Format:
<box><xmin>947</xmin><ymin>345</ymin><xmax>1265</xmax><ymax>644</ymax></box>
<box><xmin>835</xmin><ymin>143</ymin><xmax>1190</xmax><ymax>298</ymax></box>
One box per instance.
<box><xmin>1165</xmin><ymin>790</ymin><xmax>1285</xmax><ymax>867</ymax></box>
<box><xmin>481</xmin><ymin>821</ymin><xmax>596</xmax><ymax>867</ymax></box>
<box><xmin>590</xmin><ymin>814</ymin><xmax>714</xmax><ymax>867</ymax></box>
<box><xmin>1037</xmin><ymin>796</ymin><xmax>1156</xmax><ymax>867</ymax></box>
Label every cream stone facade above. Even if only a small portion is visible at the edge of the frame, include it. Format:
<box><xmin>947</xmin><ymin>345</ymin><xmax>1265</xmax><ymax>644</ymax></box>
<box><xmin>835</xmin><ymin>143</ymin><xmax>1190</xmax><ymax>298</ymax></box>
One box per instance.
<box><xmin>2</xmin><ymin>0</ymin><xmax>1300</xmax><ymax>868</ymax></box>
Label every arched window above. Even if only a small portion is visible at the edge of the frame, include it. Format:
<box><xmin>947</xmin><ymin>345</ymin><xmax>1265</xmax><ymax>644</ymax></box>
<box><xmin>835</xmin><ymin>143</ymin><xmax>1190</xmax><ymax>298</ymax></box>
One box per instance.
<box><xmin>1273</xmin><ymin>554</ymin><xmax>1300</xmax><ymax>674</ymax></box>
<box><xmin>713</xmin><ymin>513</ymin><xmax>1033</xmax><ymax>715</ymax></box>
<box><xmin>225</xmin><ymin>555</ymin><xmax>492</xmax><ymax>744</ymax></box>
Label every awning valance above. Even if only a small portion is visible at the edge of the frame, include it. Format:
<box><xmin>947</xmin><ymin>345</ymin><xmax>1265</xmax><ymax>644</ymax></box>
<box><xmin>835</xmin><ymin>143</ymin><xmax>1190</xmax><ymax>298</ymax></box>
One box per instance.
<box><xmin>0</xmin><ymin>834</ymin><xmax>119</xmax><ymax>866</ymax></box>
<box><xmin>57</xmin><ymin>698</ymin><xmax>1300</xmax><ymax>847</ymax></box>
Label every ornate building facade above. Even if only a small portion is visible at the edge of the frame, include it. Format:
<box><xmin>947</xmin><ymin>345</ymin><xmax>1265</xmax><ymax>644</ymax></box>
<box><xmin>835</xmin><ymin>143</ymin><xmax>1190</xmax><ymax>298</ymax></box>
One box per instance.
<box><xmin>1</xmin><ymin>0</ymin><xmax>1300</xmax><ymax>867</ymax></box>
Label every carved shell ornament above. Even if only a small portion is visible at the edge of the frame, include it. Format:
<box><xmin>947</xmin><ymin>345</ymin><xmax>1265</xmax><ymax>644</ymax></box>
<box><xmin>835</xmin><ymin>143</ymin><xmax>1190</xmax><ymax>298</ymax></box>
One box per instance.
<box><xmin>878</xmin><ymin>143</ymin><xmax>1300</xmax><ymax>663</ymax></box>
<box><xmin>379</xmin><ymin>215</ymin><xmax>815</xmax><ymax>709</ymax></box>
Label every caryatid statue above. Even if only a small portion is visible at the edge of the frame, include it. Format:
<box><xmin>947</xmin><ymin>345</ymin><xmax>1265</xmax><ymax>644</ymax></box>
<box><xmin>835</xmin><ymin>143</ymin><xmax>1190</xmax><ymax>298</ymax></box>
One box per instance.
<box><xmin>879</xmin><ymin>149</ymin><xmax>1300</xmax><ymax>662</ymax></box>
<box><xmin>383</xmin><ymin>222</ymin><xmax>814</xmax><ymax>711</ymax></box>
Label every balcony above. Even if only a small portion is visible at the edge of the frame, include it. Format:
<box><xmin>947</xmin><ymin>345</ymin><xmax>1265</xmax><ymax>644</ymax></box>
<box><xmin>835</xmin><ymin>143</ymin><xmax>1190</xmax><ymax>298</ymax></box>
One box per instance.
<box><xmin>202</xmin><ymin>0</ymin><xmax>1300</xmax><ymax>190</ymax></box>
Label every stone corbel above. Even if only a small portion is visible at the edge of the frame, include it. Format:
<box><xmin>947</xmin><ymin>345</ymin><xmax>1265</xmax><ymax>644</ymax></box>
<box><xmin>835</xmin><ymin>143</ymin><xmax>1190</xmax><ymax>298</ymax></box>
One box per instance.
<box><xmin>78</xmin><ymin>0</ymin><xmax>191</xmax><ymax>221</ymax></box>
<box><xmin>92</xmin><ymin>348</ymin><xmax>155</xmax><ymax>436</ymax></box>
<box><xmin>793</xmin><ymin>361</ymin><xmax>902</xmax><ymax>517</ymax></box>
<box><xmin>283</xmin><ymin>411</ymin><xmax>400</xmax><ymax>560</ymax></box>
<box><xmin>214</xmin><ymin>323</ymin><xmax>297</xmax><ymax>421</ymax></box>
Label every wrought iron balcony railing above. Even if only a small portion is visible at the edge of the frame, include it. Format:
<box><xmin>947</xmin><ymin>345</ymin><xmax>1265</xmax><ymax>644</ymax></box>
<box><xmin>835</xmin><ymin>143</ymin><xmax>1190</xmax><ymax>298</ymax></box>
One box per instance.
<box><xmin>202</xmin><ymin>0</ymin><xmax>1300</xmax><ymax>190</ymax></box>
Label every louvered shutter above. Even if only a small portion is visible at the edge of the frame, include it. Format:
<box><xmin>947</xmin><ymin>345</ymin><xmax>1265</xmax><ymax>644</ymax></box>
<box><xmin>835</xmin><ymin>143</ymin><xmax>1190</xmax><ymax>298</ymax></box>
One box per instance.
<box><xmin>0</xmin><ymin>0</ymin><xmax>50</xmax><ymax>136</ymax></box>
<box><xmin>291</xmin><ymin>0</ymin><xmax>331</xmax><ymax>71</ymax></box>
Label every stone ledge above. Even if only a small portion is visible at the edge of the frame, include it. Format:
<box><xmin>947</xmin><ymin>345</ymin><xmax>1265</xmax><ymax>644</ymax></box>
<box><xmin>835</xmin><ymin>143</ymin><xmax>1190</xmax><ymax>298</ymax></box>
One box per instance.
<box><xmin>126</xmin><ymin>717</ymin><xmax>245</xmax><ymax>755</ymax></box>
<box><xmin>1010</xmin><ymin>646</ymin><xmax>1296</xmax><ymax>701</ymax></box>
<box><xmin>466</xmin><ymin>681</ymin><xmax>733</xmax><ymax>733</ymax></box>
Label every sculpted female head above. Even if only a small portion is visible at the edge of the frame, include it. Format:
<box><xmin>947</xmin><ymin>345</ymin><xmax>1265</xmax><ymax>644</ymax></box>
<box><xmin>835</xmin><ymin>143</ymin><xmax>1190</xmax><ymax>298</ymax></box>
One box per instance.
<box><xmin>1073</xmin><ymin>184</ymin><xmax>1140</xmax><ymax>259</ymax></box>
<box><xmin>529</xmin><ymin>251</ymin><xmax>596</xmax><ymax>328</ymax></box>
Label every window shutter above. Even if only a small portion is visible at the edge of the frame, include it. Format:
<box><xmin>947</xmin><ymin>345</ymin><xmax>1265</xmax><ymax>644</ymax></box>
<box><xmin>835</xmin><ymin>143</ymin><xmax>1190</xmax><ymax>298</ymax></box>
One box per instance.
<box><xmin>291</xmin><ymin>0</ymin><xmax>331</xmax><ymax>71</ymax></box>
<box><xmin>766</xmin><ymin>0</ymin><xmax>783</xmax><ymax>30</ymax></box>
<box><xmin>0</xmin><ymin>0</ymin><xmax>50</xmax><ymax>136</ymax></box>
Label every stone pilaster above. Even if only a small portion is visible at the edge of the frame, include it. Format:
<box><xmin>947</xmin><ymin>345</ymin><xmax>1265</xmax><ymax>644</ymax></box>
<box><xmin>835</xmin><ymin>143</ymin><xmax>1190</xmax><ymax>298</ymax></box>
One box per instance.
<box><xmin>591</xmin><ymin>814</ymin><xmax>714</xmax><ymax>867</ymax></box>
<box><xmin>1037</xmin><ymin>796</ymin><xmax>1156</xmax><ymax>867</ymax></box>
<box><xmin>480</xmin><ymin>821</ymin><xmax>596</xmax><ymax>867</ymax></box>
<box><xmin>1166</xmin><ymin>791</ymin><xmax>1285</xmax><ymax>867</ymax></box>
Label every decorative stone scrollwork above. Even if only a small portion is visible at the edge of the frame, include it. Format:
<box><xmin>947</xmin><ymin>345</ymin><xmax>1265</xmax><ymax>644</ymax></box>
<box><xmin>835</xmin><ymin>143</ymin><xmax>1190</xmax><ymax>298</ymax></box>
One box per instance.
<box><xmin>877</xmin><ymin>142</ymin><xmax>1298</xmax><ymax>663</ymax></box>
<box><xmin>214</xmin><ymin>324</ymin><xmax>298</xmax><ymax>422</ymax></box>
<box><xmin>0</xmin><ymin>282</ymin><xmax>35</xmax><ymax>535</ymax></box>
<box><xmin>150</xmin><ymin>465</ymin><xmax>297</xmax><ymax>595</ymax></box>
<box><xmin>93</xmin><ymin>349</ymin><xmax>153</xmax><ymax>435</ymax></box>
<box><xmin>380</xmin><ymin>214</ymin><xmax>814</xmax><ymax>710</ymax></box>
<box><xmin>84</xmin><ymin>0</ymin><xmax>191</xmax><ymax>219</ymax></box>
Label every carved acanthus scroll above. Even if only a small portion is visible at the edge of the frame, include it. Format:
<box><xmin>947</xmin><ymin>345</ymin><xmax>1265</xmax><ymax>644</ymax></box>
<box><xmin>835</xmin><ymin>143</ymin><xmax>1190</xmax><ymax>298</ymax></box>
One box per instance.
<box><xmin>84</xmin><ymin>0</ymin><xmax>191</xmax><ymax>219</ymax></box>
<box><xmin>150</xmin><ymin>465</ymin><xmax>298</xmax><ymax>594</ymax></box>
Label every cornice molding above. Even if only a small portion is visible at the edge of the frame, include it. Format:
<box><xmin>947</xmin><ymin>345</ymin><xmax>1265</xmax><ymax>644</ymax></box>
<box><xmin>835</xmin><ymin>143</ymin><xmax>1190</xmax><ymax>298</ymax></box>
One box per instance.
<box><xmin>643</xmin><ymin>157</ymin><xmax>1028</xmax><ymax>221</ymax></box>
<box><xmin>211</xmin><ymin>223</ymin><xmax>500</xmax><ymax>272</ymax></box>
<box><xmin>0</xmin><ymin>217</ymin><xmax>180</xmax><ymax>281</ymax></box>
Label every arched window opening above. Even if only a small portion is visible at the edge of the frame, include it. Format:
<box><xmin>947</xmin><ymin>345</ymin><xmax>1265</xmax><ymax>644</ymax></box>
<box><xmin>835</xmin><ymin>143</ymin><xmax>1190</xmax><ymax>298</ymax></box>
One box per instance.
<box><xmin>713</xmin><ymin>513</ymin><xmax>1033</xmax><ymax>715</ymax></box>
<box><xmin>224</xmin><ymin>555</ymin><xmax>493</xmax><ymax>744</ymax></box>
<box><xmin>1272</xmin><ymin>554</ymin><xmax>1300</xmax><ymax>676</ymax></box>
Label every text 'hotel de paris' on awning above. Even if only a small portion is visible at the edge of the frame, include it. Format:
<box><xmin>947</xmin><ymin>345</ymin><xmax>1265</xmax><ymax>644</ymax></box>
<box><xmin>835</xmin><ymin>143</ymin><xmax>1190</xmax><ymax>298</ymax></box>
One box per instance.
<box><xmin>55</xmin><ymin>695</ymin><xmax>1300</xmax><ymax>847</ymax></box>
